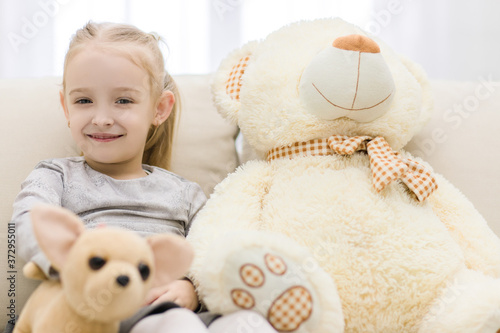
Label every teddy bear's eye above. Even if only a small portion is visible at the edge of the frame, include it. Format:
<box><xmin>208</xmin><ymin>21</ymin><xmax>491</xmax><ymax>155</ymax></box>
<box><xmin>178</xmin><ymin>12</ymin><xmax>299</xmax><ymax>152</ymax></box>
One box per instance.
<box><xmin>138</xmin><ymin>262</ymin><xmax>150</xmax><ymax>281</ymax></box>
<box><xmin>89</xmin><ymin>256</ymin><xmax>106</xmax><ymax>270</ymax></box>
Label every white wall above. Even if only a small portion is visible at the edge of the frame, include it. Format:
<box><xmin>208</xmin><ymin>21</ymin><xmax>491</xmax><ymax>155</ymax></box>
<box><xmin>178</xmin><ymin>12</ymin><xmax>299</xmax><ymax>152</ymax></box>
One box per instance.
<box><xmin>1</xmin><ymin>0</ymin><xmax>500</xmax><ymax>80</ymax></box>
<box><xmin>0</xmin><ymin>0</ymin><xmax>57</xmax><ymax>78</ymax></box>
<box><xmin>372</xmin><ymin>0</ymin><xmax>500</xmax><ymax>80</ymax></box>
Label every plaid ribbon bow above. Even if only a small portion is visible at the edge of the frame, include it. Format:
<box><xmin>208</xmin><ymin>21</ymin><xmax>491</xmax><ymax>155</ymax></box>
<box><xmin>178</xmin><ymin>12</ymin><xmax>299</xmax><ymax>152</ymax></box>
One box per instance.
<box><xmin>267</xmin><ymin>135</ymin><xmax>437</xmax><ymax>202</ymax></box>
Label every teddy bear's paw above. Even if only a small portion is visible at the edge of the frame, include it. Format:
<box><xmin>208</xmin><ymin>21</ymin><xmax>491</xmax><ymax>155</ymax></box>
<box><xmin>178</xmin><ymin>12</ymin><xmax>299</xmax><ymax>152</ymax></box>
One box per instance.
<box><xmin>199</xmin><ymin>231</ymin><xmax>345</xmax><ymax>332</ymax></box>
<box><xmin>225</xmin><ymin>249</ymin><xmax>317</xmax><ymax>332</ymax></box>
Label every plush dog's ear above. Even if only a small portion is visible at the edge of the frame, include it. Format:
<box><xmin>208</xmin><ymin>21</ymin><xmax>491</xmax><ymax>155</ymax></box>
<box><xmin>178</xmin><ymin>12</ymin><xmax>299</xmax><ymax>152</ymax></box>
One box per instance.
<box><xmin>211</xmin><ymin>41</ymin><xmax>259</xmax><ymax>125</ymax></box>
<box><xmin>147</xmin><ymin>234</ymin><xmax>194</xmax><ymax>288</ymax></box>
<box><xmin>30</xmin><ymin>205</ymin><xmax>85</xmax><ymax>271</ymax></box>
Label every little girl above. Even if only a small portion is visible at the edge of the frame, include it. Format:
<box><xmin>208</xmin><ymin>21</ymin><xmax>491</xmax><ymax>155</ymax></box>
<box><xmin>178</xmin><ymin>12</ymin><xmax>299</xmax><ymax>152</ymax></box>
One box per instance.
<box><xmin>11</xmin><ymin>22</ymin><xmax>276</xmax><ymax>333</ymax></box>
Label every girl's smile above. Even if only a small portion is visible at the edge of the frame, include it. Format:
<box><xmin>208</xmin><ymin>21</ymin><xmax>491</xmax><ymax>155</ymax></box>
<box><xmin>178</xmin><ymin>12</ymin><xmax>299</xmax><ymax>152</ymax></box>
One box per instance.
<box><xmin>86</xmin><ymin>133</ymin><xmax>125</xmax><ymax>143</ymax></box>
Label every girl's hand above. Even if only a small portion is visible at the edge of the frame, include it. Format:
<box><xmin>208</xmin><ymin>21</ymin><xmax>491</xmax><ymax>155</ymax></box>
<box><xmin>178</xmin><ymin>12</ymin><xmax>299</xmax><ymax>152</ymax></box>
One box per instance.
<box><xmin>144</xmin><ymin>279</ymin><xmax>199</xmax><ymax>311</ymax></box>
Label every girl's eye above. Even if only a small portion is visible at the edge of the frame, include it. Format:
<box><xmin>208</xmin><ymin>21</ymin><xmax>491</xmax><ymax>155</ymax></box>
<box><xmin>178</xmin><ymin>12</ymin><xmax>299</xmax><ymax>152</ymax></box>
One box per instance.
<box><xmin>117</xmin><ymin>98</ymin><xmax>133</xmax><ymax>104</ymax></box>
<box><xmin>75</xmin><ymin>98</ymin><xmax>92</xmax><ymax>104</ymax></box>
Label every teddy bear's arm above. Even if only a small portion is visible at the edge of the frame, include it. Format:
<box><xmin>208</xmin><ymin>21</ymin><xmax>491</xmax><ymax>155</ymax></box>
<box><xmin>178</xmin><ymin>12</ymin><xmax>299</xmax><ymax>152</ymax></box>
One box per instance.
<box><xmin>429</xmin><ymin>173</ymin><xmax>500</xmax><ymax>277</ymax></box>
<box><xmin>186</xmin><ymin>160</ymin><xmax>272</xmax><ymax>282</ymax></box>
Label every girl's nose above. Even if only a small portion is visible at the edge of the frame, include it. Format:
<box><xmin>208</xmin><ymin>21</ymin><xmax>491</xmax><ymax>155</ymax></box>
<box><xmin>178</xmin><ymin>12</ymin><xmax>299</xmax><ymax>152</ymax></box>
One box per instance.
<box><xmin>92</xmin><ymin>109</ymin><xmax>114</xmax><ymax>127</ymax></box>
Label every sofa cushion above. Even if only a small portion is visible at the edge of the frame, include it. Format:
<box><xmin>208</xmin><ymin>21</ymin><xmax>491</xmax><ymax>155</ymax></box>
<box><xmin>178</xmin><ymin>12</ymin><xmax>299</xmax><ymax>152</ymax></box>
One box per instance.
<box><xmin>406</xmin><ymin>79</ymin><xmax>500</xmax><ymax>236</ymax></box>
<box><xmin>171</xmin><ymin>75</ymin><xmax>239</xmax><ymax>196</ymax></box>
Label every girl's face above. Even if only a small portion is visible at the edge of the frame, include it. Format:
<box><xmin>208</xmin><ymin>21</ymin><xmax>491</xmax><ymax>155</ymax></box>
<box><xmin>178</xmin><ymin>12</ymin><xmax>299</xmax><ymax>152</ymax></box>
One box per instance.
<box><xmin>60</xmin><ymin>47</ymin><xmax>173</xmax><ymax>179</ymax></box>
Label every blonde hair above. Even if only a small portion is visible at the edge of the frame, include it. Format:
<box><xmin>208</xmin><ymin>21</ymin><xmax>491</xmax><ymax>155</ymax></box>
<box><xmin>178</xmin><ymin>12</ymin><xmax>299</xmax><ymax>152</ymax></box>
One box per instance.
<box><xmin>62</xmin><ymin>21</ymin><xmax>179</xmax><ymax>170</ymax></box>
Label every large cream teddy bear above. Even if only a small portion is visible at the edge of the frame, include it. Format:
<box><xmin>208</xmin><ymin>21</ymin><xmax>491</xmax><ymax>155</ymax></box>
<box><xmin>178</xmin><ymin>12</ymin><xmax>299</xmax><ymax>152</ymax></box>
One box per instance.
<box><xmin>187</xmin><ymin>18</ymin><xmax>500</xmax><ymax>332</ymax></box>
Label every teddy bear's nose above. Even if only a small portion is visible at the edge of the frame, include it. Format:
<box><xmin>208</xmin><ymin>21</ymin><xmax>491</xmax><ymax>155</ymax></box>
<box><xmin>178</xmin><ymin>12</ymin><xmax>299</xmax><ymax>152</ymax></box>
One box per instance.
<box><xmin>332</xmin><ymin>34</ymin><xmax>380</xmax><ymax>53</ymax></box>
<box><xmin>116</xmin><ymin>275</ymin><xmax>130</xmax><ymax>287</ymax></box>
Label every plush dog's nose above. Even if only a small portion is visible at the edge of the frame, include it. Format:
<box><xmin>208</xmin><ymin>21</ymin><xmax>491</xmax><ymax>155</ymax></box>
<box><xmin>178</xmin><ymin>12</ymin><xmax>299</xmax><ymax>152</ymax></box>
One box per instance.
<box><xmin>332</xmin><ymin>34</ymin><xmax>380</xmax><ymax>53</ymax></box>
<box><xmin>116</xmin><ymin>275</ymin><xmax>130</xmax><ymax>287</ymax></box>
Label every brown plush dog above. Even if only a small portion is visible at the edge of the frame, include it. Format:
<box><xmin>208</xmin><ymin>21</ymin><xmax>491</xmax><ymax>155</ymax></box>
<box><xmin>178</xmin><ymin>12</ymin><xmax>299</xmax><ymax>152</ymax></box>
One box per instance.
<box><xmin>14</xmin><ymin>205</ymin><xmax>194</xmax><ymax>333</ymax></box>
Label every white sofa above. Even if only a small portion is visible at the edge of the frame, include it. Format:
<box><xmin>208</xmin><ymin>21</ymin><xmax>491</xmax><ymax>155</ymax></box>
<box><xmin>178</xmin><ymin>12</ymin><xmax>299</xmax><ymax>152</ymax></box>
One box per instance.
<box><xmin>1</xmin><ymin>75</ymin><xmax>499</xmax><ymax>329</ymax></box>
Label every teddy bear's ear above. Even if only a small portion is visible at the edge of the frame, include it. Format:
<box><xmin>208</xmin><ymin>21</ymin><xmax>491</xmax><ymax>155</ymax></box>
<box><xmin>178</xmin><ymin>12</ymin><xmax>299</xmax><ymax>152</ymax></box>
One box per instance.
<box><xmin>146</xmin><ymin>234</ymin><xmax>194</xmax><ymax>287</ymax></box>
<box><xmin>30</xmin><ymin>204</ymin><xmax>85</xmax><ymax>271</ymax></box>
<box><xmin>398</xmin><ymin>54</ymin><xmax>434</xmax><ymax>132</ymax></box>
<box><xmin>211</xmin><ymin>41</ymin><xmax>259</xmax><ymax>124</ymax></box>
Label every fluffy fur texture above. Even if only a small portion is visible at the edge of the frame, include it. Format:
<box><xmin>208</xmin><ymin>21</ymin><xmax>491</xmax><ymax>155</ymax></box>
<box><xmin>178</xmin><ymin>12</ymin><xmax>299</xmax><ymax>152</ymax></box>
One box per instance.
<box><xmin>15</xmin><ymin>205</ymin><xmax>193</xmax><ymax>333</ymax></box>
<box><xmin>188</xmin><ymin>18</ymin><xmax>500</xmax><ymax>332</ymax></box>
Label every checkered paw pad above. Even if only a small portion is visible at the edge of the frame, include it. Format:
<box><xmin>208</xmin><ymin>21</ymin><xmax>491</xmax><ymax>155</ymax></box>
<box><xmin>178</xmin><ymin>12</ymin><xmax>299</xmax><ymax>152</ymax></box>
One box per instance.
<box><xmin>240</xmin><ymin>264</ymin><xmax>265</xmax><ymax>287</ymax></box>
<box><xmin>268</xmin><ymin>286</ymin><xmax>313</xmax><ymax>332</ymax></box>
<box><xmin>230</xmin><ymin>253</ymin><xmax>313</xmax><ymax>332</ymax></box>
<box><xmin>265</xmin><ymin>253</ymin><xmax>287</xmax><ymax>275</ymax></box>
<box><xmin>231</xmin><ymin>289</ymin><xmax>255</xmax><ymax>309</ymax></box>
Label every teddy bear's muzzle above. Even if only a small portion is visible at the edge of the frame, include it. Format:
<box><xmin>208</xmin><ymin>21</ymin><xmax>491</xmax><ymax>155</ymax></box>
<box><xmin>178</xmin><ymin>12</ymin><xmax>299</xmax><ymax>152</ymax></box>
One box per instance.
<box><xmin>299</xmin><ymin>34</ymin><xmax>395</xmax><ymax>123</ymax></box>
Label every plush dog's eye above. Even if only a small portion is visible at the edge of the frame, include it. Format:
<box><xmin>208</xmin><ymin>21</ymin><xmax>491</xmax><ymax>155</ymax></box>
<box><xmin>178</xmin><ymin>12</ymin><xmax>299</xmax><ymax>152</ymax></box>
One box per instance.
<box><xmin>89</xmin><ymin>256</ymin><xmax>106</xmax><ymax>270</ymax></box>
<box><xmin>138</xmin><ymin>263</ymin><xmax>150</xmax><ymax>281</ymax></box>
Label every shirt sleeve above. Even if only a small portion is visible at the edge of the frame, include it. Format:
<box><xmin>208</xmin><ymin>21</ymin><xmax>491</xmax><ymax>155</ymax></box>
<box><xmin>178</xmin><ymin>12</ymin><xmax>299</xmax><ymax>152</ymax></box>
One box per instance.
<box><xmin>184</xmin><ymin>183</ymin><xmax>207</xmax><ymax>236</ymax></box>
<box><xmin>12</xmin><ymin>160</ymin><xmax>65</xmax><ymax>279</ymax></box>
